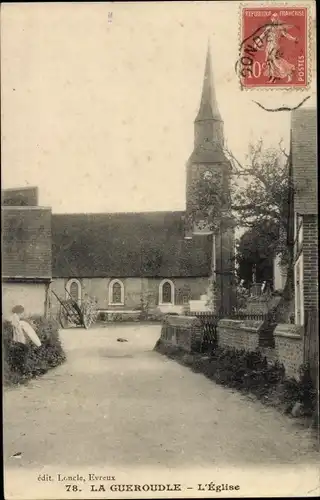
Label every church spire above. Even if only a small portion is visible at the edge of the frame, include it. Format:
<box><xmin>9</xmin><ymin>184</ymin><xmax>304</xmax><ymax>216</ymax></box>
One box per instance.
<box><xmin>195</xmin><ymin>42</ymin><xmax>222</xmax><ymax>123</ymax></box>
<box><xmin>193</xmin><ymin>42</ymin><xmax>224</xmax><ymax>150</ymax></box>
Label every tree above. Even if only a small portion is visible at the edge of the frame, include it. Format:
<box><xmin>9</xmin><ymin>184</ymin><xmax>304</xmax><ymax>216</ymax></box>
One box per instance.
<box><xmin>190</xmin><ymin>139</ymin><xmax>294</xmax><ymax>302</ymax></box>
<box><xmin>228</xmin><ymin>140</ymin><xmax>292</xmax><ymax>264</ymax></box>
<box><xmin>236</xmin><ymin>220</ymin><xmax>279</xmax><ymax>287</ymax></box>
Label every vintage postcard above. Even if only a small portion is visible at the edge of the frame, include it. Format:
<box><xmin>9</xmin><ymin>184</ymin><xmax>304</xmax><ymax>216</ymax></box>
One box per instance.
<box><xmin>2</xmin><ymin>1</ymin><xmax>318</xmax><ymax>499</ymax></box>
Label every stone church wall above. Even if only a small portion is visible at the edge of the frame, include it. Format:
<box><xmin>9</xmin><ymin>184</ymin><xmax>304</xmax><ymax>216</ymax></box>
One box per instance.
<box><xmin>49</xmin><ymin>276</ymin><xmax>209</xmax><ymax>318</ymax></box>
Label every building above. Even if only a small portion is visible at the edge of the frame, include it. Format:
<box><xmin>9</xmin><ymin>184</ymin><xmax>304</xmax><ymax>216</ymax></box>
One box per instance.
<box><xmin>2</xmin><ymin>187</ymin><xmax>52</xmax><ymax>319</ymax></box>
<box><xmin>273</xmin><ymin>16</ymin><xmax>317</xmax><ymax>297</ymax></box>
<box><xmin>291</xmin><ymin>107</ymin><xmax>318</xmax><ymax>326</ymax></box>
<box><xmin>2</xmin><ymin>46</ymin><xmax>235</xmax><ymax>319</ymax></box>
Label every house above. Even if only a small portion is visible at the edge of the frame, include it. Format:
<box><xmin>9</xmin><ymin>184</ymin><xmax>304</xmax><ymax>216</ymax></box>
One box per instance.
<box><xmin>2</xmin><ymin>187</ymin><xmax>52</xmax><ymax>319</ymax></box>
<box><xmin>291</xmin><ymin>107</ymin><xmax>318</xmax><ymax>326</ymax></box>
<box><xmin>2</xmin><ymin>46</ymin><xmax>235</xmax><ymax>319</ymax></box>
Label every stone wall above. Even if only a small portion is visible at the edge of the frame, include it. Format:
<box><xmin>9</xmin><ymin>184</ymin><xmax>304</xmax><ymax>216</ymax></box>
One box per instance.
<box><xmin>49</xmin><ymin>277</ymin><xmax>208</xmax><ymax>317</ymax></box>
<box><xmin>217</xmin><ymin>319</ymin><xmax>261</xmax><ymax>351</ymax></box>
<box><xmin>217</xmin><ymin>319</ymin><xmax>304</xmax><ymax>380</ymax></box>
<box><xmin>159</xmin><ymin>315</ymin><xmax>304</xmax><ymax>380</ymax></box>
<box><xmin>272</xmin><ymin>324</ymin><xmax>304</xmax><ymax>379</ymax></box>
<box><xmin>159</xmin><ymin>315</ymin><xmax>202</xmax><ymax>353</ymax></box>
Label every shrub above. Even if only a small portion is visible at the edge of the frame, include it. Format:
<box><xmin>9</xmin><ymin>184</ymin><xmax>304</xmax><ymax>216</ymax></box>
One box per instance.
<box><xmin>97</xmin><ymin>311</ymin><xmax>108</xmax><ymax>322</ymax></box>
<box><xmin>2</xmin><ymin>316</ymin><xmax>66</xmax><ymax>385</ymax></box>
<box><xmin>80</xmin><ymin>296</ymin><xmax>98</xmax><ymax>327</ymax></box>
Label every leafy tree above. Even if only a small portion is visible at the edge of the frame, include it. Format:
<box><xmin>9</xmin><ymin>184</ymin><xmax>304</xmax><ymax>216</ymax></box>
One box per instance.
<box><xmin>228</xmin><ymin>140</ymin><xmax>292</xmax><ymax>264</ymax></box>
<box><xmin>190</xmin><ymin>139</ymin><xmax>294</xmax><ymax>301</ymax></box>
<box><xmin>236</xmin><ymin>220</ymin><xmax>279</xmax><ymax>287</ymax></box>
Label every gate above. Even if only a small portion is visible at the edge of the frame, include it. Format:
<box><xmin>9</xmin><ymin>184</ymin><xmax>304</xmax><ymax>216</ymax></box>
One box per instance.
<box><xmin>189</xmin><ymin>312</ymin><xmax>219</xmax><ymax>353</ymax></box>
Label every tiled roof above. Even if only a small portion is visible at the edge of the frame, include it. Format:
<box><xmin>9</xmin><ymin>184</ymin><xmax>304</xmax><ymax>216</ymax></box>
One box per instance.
<box><xmin>1</xmin><ymin>187</ymin><xmax>39</xmax><ymax>207</ymax></box>
<box><xmin>2</xmin><ymin>207</ymin><xmax>52</xmax><ymax>279</ymax></box>
<box><xmin>51</xmin><ymin>211</ymin><xmax>213</xmax><ymax>278</ymax></box>
<box><xmin>291</xmin><ymin>108</ymin><xmax>317</xmax><ymax>214</ymax></box>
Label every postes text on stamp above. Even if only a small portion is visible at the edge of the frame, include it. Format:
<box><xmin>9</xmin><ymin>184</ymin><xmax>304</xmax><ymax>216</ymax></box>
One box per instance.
<box><xmin>238</xmin><ymin>5</ymin><xmax>309</xmax><ymax>89</ymax></box>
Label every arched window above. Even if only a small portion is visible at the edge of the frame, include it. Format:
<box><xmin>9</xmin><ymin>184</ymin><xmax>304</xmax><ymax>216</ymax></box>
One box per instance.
<box><xmin>159</xmin><ymin>279</ymin><xmax>175</xmax><ymax>305</ymax></box>
<box><xmin>109</xmin><ymin>279</ymin><xmax>124</xmax><ymax>305</ymax></box>
<box><xmin>66</xmin><ymin>279</ymin><xmax>82</xmax><ymax>305</ymax></box>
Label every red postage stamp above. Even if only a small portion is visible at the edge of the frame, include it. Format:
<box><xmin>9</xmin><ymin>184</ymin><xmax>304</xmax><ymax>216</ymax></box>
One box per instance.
<box><xmin>238</xmin><ymin>5</ymin><xmax>310</xmax><ymax>89</ymax></box>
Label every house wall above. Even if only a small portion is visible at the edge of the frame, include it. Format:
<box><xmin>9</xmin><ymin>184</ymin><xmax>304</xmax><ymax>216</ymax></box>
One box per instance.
<box><xmin>303</xmin><ymin>215</ymin><xmax>318</xmax><ymax>315</ymax></box>
<box><xmin>49</xmin><ymin>277</ymin><xmax>209</xmax><ymax>317</ymax></box>
<box><xmin>2</xmin><ymin>282</ymin><xmax>48</xmax><ymax>319</ymax></box>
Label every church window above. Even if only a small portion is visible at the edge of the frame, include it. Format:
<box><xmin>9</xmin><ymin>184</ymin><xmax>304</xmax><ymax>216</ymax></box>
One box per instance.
<box><xmin>66</xmin><ymin>279</ymin><xmax>82</xmax><ymax>305</ymax></box>
<box><xmin>159</xmin><ymin>279</ymin><xmax>175</xmax><ymax>305</ymax></box>
<box><xmin>109</xmin><ymin>279</ymin><xmax>124</xmax><ymax>305</ymax></box>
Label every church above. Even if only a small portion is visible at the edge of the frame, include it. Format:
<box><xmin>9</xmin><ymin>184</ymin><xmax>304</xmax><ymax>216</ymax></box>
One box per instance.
<box><xmin>2</xmin><ymin>46</ymin><xmax>235</xmax><ymax>319</ymax></box>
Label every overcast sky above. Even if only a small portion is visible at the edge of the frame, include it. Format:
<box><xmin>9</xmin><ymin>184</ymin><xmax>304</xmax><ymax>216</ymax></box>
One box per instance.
<box><xmin>2</xmin><ymin>2</ymin><xmax>316</xmax><ymax>213</ymax></box>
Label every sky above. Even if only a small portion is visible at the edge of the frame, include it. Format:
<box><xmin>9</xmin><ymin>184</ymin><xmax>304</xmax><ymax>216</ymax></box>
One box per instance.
<box><xmin>1</xmin><ymin>2</ymin><xmax>316</xmax><ymax>214</ymax></box>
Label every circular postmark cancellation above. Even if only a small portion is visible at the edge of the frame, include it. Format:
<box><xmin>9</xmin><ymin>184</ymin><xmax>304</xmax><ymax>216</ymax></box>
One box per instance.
<box><xmin>236</xmin><ymin>5</ymin><xmax>310</xmax><ymax>89</ymax></box>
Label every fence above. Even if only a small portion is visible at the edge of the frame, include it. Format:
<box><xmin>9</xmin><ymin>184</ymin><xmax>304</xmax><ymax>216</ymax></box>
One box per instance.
<box><xmin>188</xmin><ymin>310</ymin><xmax>274</xmax><ymax>350</ymax></box>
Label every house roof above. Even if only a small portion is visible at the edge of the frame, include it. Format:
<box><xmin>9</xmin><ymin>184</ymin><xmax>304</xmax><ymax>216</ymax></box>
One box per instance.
<box><xmin>1</xmin><ymin>186</ymin><xmax>39</xmax><ymax>207</ymax></box>
<box><xmin>2</xmin><ymin>207</ymin><xmax>52</xmax><ymax>279</ymax></box>
<box><xmin>51</xmin><ymin>211</ymin><xmax>213</xmax><ymax>278</ymax></box>
<box><xmin>291</xmin><ymin>108</ymin><xmax>317</xmax><ymax>214</ymax></box>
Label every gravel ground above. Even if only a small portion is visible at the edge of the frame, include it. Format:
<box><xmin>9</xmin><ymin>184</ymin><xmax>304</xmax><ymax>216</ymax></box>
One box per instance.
<box><xmin>4</xmin><ymin>324</ymin><xmax>319</xmax><ymax>498</ymax></box>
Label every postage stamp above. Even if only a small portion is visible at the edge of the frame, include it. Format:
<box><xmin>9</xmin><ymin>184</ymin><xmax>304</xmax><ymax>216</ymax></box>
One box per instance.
<box><xmin>238</xmin><ymin>4</ymin><xmax>310</xmax><ymax>89</ymax></box>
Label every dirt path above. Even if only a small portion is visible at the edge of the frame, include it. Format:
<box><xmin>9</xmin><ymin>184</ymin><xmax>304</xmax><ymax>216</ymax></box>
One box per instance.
<box><xmin>4</xmin><ymin>325</ymin><xmax>319</xmax><ymax>498</ymax></box>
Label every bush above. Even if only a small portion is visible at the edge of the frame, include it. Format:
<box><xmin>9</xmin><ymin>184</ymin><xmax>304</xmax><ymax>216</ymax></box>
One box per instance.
<box><xmin>97</xmin><ymin>311</ymin><xmax>108</xmax><ymax>322</ymax></box>
<box><xmin>200</xmin><ymin>347</ymin><xmax>285</xmax><ymax>397</ymax></box>
<box><xmin>80</xmin><ymin>296</ymin><xmax>98</xmax><ymax>327</ymax></box>
<box><xmin>3</xmin><ymin>316</ymin><xmax>66</xmax><ymax>385</ymax></box>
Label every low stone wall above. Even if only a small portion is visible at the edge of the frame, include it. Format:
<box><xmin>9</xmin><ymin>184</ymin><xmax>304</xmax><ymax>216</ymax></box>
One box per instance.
<box><xmin>272</xmin><ymin>324</ymin><xmax>304</xmax><ymax>379</ymax></box>
<box><xmin>159</xmin><ymin>315</ymin><xmax>304</xmax><ymax>380</ymax></box>
<box><xmin>217</xmin><ymin>319</ymin><xmax>263</xmax><ymax>351</ymax></box>
<box><xmin>217</xmin><ymin>319</ymin><xmax>304</xmax><ymax>380</ymax></box>
<box><xmin>158</xmin><ymin>304</ymin><xmax>184</xmax><ymax>315</ymax></box>
<box><xmin>159</xmin><ymin>315</ymin><xmax>202</xmax><ymax>353</ymax></box>
<box><xmin>98</xmin><ymin>310</ymin><xmax>141</xmax><ymax>322</ymax></box>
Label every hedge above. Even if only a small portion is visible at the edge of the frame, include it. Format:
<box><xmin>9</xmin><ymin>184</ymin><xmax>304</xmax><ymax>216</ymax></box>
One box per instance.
<box><xmin>3</xmin><ymin>316</ymin><xmax>66</xmax><ymax>385</ymax></box>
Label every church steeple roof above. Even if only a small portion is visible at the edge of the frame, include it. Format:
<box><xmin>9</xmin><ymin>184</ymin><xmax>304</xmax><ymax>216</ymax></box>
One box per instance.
<box><xmin>195</xmin><ymin>43</ymin><xmax>222</xmax><ymax>123</ymax></box>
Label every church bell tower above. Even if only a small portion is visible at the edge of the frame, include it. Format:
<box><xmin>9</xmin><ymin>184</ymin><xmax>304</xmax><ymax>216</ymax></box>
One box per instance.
<box><xmin>185</xmin><ymin>43</ymin><xmax>230</xmax><ymax>234</ymax></box>
<box><xmin>185</xmin><ymin>43</ymin><xmax>235</xmax><ymax>313</ymax></box>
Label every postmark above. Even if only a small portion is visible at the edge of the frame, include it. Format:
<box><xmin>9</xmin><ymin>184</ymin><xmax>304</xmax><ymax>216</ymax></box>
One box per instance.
<box><xmin>237</xmin><ymin>4</ymin><xmax>310</xmax><ymax>89</ymax></box>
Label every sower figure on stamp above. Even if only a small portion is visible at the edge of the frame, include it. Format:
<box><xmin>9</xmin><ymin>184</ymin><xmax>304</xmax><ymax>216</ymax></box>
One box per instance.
<box><xmin>259</xmin><ymin>12</ymin><xmax>299</xmax><ymax>83</ymax></box>
<box><xmin>9</xmin><ymin>305</ymin><xmax>42</xmax><ymax>377</ymax></box>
